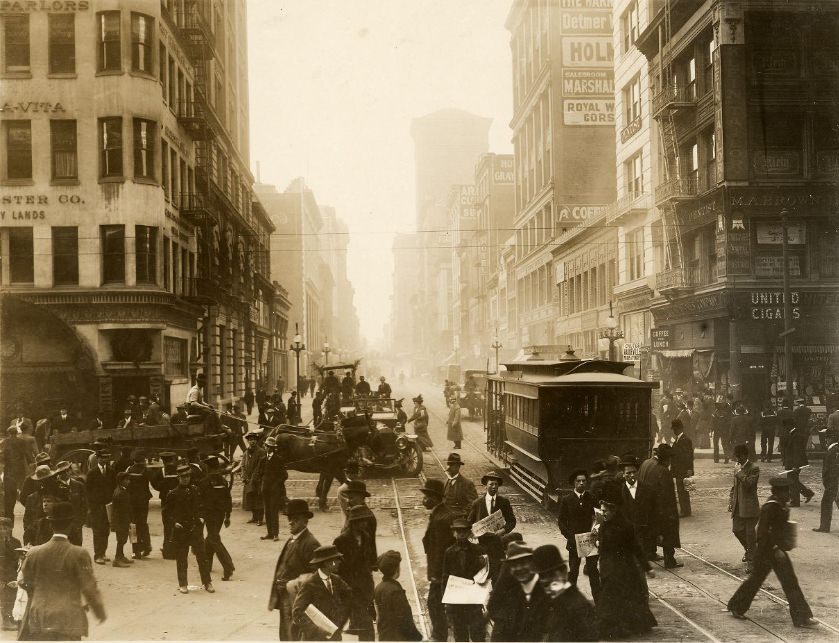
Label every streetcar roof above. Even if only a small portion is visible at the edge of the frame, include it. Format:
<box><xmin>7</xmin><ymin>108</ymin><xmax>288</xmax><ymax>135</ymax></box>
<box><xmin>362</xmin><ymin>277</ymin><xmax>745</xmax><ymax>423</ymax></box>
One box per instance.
<box><xmin>518</xmin><ymin>372</ymin><xmax>657</xmax><ymax>386</ymax></box>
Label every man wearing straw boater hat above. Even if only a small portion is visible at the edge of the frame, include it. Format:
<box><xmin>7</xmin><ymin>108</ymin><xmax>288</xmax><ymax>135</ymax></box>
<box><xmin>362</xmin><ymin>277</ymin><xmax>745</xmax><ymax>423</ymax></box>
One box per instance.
<box><xmin>269</xmin><ymin>498</ymin><xmax>321</xmax><ymax>640</ymax></box>
<box><xmin>728</xmin><ymin>477</ymin><xmax>817</xmax><ymax>628</ymax></box>
<box><xmin>420</xmin><ymin>478</ymin><xmax>454</xmax><ymax>642</ymax></box>
<box><xmin>18</xmin><ymin>501</ymin><xmax>106</xmax><ymax>640</ymax></box>
<box><xmin>291</xmin><ymin>544</ymin><xmax>352</xmax><ymax>641</ymax></box>
<box><xmin>468</xmin><ymin>470</ymin><xmax>516</xmax><ymax>582</ymax></box>
<box><xmin>442</xmin><ymin>453</ymin><xmax>477</xmax><ymax>519</ymax></box>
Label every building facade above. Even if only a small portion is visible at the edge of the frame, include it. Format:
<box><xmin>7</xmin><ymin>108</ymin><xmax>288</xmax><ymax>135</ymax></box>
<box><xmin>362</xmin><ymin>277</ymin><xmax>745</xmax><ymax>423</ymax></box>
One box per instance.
<box><xmin>0</xmin><ymin>0</ymin><xmax>270</xmax><ymax>423</ymax></box>
<box><xmin>507</xmin><ymin>0</ymin><xmax>618</xmax><ymax>359</ymax></box>
<box><xmin>409</xmin><ymin>109</ymin><xmax>491</xmax><ymax>376</ymax></box>
<box><xmin>637</xmin><ymin>0</ymin><xmax>839</xmax><ymax>406</ymax></box>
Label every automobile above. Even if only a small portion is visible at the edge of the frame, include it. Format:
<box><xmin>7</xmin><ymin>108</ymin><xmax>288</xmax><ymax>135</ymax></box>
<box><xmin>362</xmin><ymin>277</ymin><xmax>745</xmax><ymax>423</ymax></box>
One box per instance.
<box><xmin>459</xmin><ymin>369</ymin><xmax>488</xmax><ymax>419</ymax></box>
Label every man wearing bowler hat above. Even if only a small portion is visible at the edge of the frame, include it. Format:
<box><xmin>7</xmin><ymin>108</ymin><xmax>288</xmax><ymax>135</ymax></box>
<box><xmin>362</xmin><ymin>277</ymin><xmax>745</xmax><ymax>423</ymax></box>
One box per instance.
<box><xmin>334</xmin><ymin>505</ymin><xmax>377</xmax><ymax>641</ymax></box>
<box><xmin>468</xmin><ymin>471</ymin><xmax>516</xmax><ymax>582</ymax></box>
<box><xmin>261</xmin><ymin>436</ymin><xmax>288</xmax><ymax>541</ymax></box>
<box><xmin>126</xmin><ymin>449</ymin><xmax>152</xmax><ymax>559</ymax></box>
<box><xmin>533</xmin><ymin>544</ymin><xmax>597</xmax><ymax>642</ymax></box>
<box><xmin>18</xmin><ymin>501</ymin><xmax>106</xmax><ymax>640</ymax></box>
<box><xmin>292</xmin><ymin>545</ymin><xmax>353</xmax><ymax>641</ymax></box>
<box><xmin>728</xmin><ymin>477</ymin><xmax>817</xmax><ymax>628</ymax></box>
<box><xmin>166</xmin><ymin>464</ymin><xmax>213</xmax><ymax>594</ymax></box>
<box><xmin>421</xmin><ymin>478</ymin><xmax>455</xmax><ymax>642</ymax></box>
<box><xmin>269</xmin><ymin>498</ymin><xmax>321</xmax><ymax>640</ymax></box>
<box><xmin>86</xmin><ymin>444</ymin><xmax>116</xmax><ymax>564</ymax></box>
<box><xmin>241</xmin><ymin>432</ymin><xmax>266</xmax><ymax>525</ymax></box>
<box><xmin>338</xmin><ymin>479</ymin><xmax>378</xmax><ymax>568</ymax></box>
<box><xmin>638</xmin><ymin>444</ymin><xmax>682</xmax><ymax>567</ymax></box>
<box><xmin>443</xmin><ymin>453</ymin><xmax>477</xmax><ymax>518</ymax></box>
<box><xmin>200</xmin><ymin>455</ymin><xmax>235</xmax><ymax>581</ymax></box>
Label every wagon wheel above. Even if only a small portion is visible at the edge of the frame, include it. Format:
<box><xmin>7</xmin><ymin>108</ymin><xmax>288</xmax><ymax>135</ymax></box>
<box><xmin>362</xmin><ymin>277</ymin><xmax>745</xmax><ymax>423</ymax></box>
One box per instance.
<box><xmin>55</xmin><ymin>449</ymin><xmax>95</xmax><ymax>475</ymax></box>
<box><xmin>400</xmin><ymin>442</ymin><xmax>423</xmax><ymax>477</ymax></box>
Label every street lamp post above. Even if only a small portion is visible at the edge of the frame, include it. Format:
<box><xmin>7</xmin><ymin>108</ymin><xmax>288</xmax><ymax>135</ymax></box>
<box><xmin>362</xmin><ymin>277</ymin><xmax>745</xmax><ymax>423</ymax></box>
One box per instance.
<box><xmin>491</xmin><ymin>331</ymin><xmax>503</xmax><ymax>374</ymax></box>
<box><xmin>290</xmin><ymin>323</ymin><xmax>306</xmax><ymax>391</ymax></box>
<box><xmin>780</xmin><ymin>208</ymin><xmax>795</xmax><ymax>399</ymax></box>
<box><xmin>599</xmin><ymin>301</ymin><xmax>624</xmax><ymax>362</ymax></box>
<box><xmin>322</xmin><ymin>339</ymin><xmax>331</xmax><ymax>365</ymax></box>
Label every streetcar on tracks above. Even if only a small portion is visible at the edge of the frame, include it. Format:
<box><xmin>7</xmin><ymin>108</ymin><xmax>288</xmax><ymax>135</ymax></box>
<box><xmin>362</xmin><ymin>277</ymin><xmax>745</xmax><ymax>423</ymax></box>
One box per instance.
<box><xmin>484</xmin><ymin>348</ymin><xmax>658</xmax><ymax>507</ymax></box>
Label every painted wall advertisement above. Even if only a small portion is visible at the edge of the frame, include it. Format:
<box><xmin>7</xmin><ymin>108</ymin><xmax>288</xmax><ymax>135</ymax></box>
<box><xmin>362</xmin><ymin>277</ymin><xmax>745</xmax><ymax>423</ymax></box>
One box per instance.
<box><xmin>560</xmin><ymin>0</ymin><xmax>614</xmax><ymax>127</ymax></box>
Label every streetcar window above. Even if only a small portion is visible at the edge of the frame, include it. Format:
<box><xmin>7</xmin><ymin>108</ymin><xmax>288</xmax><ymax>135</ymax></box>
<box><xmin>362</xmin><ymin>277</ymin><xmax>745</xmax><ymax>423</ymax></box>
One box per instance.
<box><xmin>542</xmin><ymin>387</ymin><xmax>650</xmax><ymax>443</ymax></box>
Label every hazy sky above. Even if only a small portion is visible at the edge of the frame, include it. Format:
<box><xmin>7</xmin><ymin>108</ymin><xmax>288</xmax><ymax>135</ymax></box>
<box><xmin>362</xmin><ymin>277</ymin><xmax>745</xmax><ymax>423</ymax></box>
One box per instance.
<box><xmin>248</xmin><ymin>1</ymin><xmax>513</xmax><ymax>344</ymax></box>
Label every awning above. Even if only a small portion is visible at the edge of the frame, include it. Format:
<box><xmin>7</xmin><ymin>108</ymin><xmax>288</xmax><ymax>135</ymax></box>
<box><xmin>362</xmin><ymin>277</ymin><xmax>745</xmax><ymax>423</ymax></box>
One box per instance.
<box><xmin>775</xmin><ymin>345</ymin><xmax>839</xmax><ymax>355</ymax></box>
<box><xmin>657</xmin><ymin>349</ymin><xmax>695</xmax><ymax>358</ymax></box>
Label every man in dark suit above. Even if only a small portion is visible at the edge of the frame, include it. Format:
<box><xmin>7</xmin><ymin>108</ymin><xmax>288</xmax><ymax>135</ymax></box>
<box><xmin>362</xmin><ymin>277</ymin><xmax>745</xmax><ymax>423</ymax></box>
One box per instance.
<box><xmin>261</xmin><ymin>436</ymin><xmax>289</xmax><ymax>541</ymax></box>
<box><xmin>373</xmin><ymin>550</ymin><xmax>423</xmax><ymax>641</ymax></box>
<box><xmin>85</xmin><ymin>446</ymin><xmax>116</xmax><ymax>564</ymax></box>
<box><xmin>126</xmin><ymin>450</ymin><xmax>152</xmax><ymax>559</ymax></box>
<box><xmin>727</xmin><ymin>477</ymin><xmax>817</xmax><ymax>628</ymax></box>
<box><xmin>18</xmin><ymin>502</ymin><xmax>106</xmax><ymax>640</ymax></box>
<box><xmin>730</xmin><ymin>443</ymin><xmax>760</xmax><ymax>566</ymax></box>
<box><xmin>2</xmin><ymin>426</ymin><xmax>30</xmax><ymax>525</ymax></box>
<box><xmin>333</xmin><ymin>505</ymin><xmax>377</xmax><ymax>641</ymax></box>
<box><xmin>814</xmin><ymin>431</ymin><xmax>839</xmax><ymax>533</ymax></box>
<box><xmin>166</xmin><ymin>465</ymin><xmax>213</xmax><ymax>594</ymax></box>
<box><xmin>443</xmin><ymin>453</ymin><xmax>478</xmax><ymax>518</ymax></box>
<box><xmin>241</xmin><ymin>433</ymin><xmax>266</xmax><ymax>525</ymax></box>
<box><xmin>619</xmin><ymin>455</ymin><xmax>652</xmax><ymax>554</ymax></box>
<box><xmin>292</xmin><ymin>545</ymin><xmax>353</xmax><ymax>641</ymax></box>
<box><xmin>467</xmin><ymin>470</ymin><xmax>516</xmax><ymax>582</ymax></box>
<box><xmin>54</xmin><ymin>461</ymin><xmax>86</xmax><ymax>547</ymax></box>
<box><xmin>487</xmin><ymin>541</ymin><xmax>550</xmax><ymax>641</ymax></box>
<box><xmin>420</xmin><ymin>478</ymin><xmax>455</xmax><ymax>642</ymax></box>
<box><xmin>731</xmin><ymin>402</ymin><xmax>756</xmax><ymax>461</ymax></box>
<box><xmin>638</xmin><ymin>444</ymin><xmax>682</xmax><ymax>568</ymax></box>
<box><xmin>51</xmin><ymin>407</ymin><xmax>75</xmax><ymax>434</ymax></box>
<box><xmin>442</xmin><ymin>518</ymin><xmax>487</xmax><ymax>641</ymax></box>
<box><xmin>783</xmin><ymin>416</ymin><xmax>814</xmax><ymax>507</ymax></box>
<box><xmin>557</xmin><ymin>468</ymin><xmax>600</xmax><ymax>601</ymax></box>
<box><xmin>110</xmin><ymin>471</ymin><xmax>134</xmax><ymax>568</ymax></box>
<box><xmin>150</xmin><ymin>451</ymin><xmax>179</xmax><ymax>559</ymax></box>
<box><xmin>532</xmin><ymin>544</ymin><xmax>597</xmax><ymax>642</ymax></box>
<box><xmin>200</xmin><ymin>456</ymin><xmax>235</xmax><ymax>581</ymax></box>
<box><xmin>269</xmin><ymin>499</ymin><xmax>321</xmax><ymax>640</ymax></box>
<box><xmin>670</xmin><ymin>419</ymin><xmax>695</xmax><ymax>517</ymax></box>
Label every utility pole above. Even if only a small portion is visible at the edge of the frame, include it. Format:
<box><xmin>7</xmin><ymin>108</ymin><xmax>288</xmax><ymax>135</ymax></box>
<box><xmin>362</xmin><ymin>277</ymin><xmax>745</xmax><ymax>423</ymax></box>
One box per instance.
<box><xmin>780</xmin><ymin>208</ymin><xmax>795</xmax><ymax>400</ymax></box>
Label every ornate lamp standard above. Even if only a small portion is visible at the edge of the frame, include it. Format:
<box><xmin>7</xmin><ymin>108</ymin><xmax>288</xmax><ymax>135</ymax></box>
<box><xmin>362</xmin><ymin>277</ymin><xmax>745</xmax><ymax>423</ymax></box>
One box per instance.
<box><xmin>290</xmin><ymin>323</ymin><xmax>306</xmax><ymax>389</ymax></box>
<box><xmin>322</xmin><ymin>338</ymin><xmax>331</xmax><ymax>365</ymax></box>
<box><xmin>491</xmin><ymin>330</ymin><xmax>503</xmax><ymax>374</ymax></box>
<box><xmin>599</xmin><ymin>301</ymin><xmax>624</xmax><ymax>362</ymax></box>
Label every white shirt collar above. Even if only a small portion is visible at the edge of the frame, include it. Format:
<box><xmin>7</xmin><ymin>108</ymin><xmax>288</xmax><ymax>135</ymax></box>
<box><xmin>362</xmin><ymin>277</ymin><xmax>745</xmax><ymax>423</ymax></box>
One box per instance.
<box><xmin>289</xmin><ymin>527</ymin><xmax>308</xmax><ymax>541</ymax></box>
<box><xmin>52</xmin><ymin>533</ymin><xmax>69</xmax><ymax>540</ymax></box>
<box><xmin>574</xmin><ymin>490</ymin><xmax>584</xmax><ymax>499</ymax></box>
<box><xmin>520</xmin><ymin>573</ymin><xmax>539</xmax><ymax>598</ymax></box>
<box><xmin>486</xmin><ymin>493</ymin><xmax>495</xmax><ymax>511</ymax></box>
<box><xmin>447</xmin><ymin>473</ymin><xmax>460</xmax><ymax>482</ymax></box>
<box><xmin>317</xmin><ymin>568</ymin><xmax>330</xmax><ymax>582</ymax></box>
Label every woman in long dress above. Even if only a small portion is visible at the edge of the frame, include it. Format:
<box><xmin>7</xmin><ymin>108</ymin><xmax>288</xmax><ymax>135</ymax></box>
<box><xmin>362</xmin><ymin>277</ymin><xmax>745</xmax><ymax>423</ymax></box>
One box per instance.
<box><xmin>446</xmin><ymin>397</ymin><xmax>463</xmax><ymax>449</ymax></box>
<box><xmin>594</xmin><ymin>480</ymin><xmax>657</xmax><ymax>640</ymax></box>
<box><xmin>406</xmin><ymin>396</ymin><xmax>433</xmax><ymax>451</ymax></box>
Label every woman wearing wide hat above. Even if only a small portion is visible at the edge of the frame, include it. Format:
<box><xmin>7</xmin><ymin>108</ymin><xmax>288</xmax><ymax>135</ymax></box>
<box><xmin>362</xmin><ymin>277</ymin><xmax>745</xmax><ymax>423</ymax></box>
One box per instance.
<box><xmin>406</xmin><ymin>395</ymin><xmax>433</xmax><ymax>451</ymax></box>
<box><xmin>594</xmin><ymin>480</ymin><xmax>657</xmax><ymax>640</ymax></box>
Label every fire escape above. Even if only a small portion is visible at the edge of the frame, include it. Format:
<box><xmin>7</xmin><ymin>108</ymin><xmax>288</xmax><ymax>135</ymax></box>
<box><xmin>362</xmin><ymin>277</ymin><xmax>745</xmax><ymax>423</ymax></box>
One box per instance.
<box><xmin>164</xmin><ymin>0</ymin><xmax>252</xmax><ymax>310</ymax></box>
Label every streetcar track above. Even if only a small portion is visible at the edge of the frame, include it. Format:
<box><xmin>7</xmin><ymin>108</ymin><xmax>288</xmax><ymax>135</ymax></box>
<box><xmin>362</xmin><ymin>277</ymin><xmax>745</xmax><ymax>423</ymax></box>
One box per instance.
<box><xmin>677</xmin><ymin>546</ymin><xmax>839</xmax><ymax>637</ymax></box>
<box><xmin>390</xmin><ymin>477</ymin><xmax>430</xmax><ymax>639</ymax></box>
<box><xmin>653</xmin><ymin>560</ymin><xmax>788</xmax><ymax>641</ymax></box>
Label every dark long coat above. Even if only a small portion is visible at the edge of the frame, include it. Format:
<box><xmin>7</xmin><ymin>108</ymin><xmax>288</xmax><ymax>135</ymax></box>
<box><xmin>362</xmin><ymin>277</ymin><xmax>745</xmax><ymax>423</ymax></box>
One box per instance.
<box><xmin>374</xmin><ymin>578</ymin><xmax>423</xmax><ymax>641</ymax></box>
<box><xmin>638</xmin><ymin>457</ymin><xmax>680</xmax><ymax>548</ymax></box>
<box><xmin>292</xmin><ymin>571</ymin><xmax>352</xmax><ymax>641</ymax></box>
<box><xmin>422</xmin><ymin>503</ymin><xmax>454</xmax><ymax>581</ymax></box>
<box><xmin>543</xmin><ymin>585</ymin><xmax>598</xmax><ymax>642</ymax></box>
<box><xmin>467</xmin><ymin>493</ymin><xmax>516</xmax><ymax>579</ymax></box>
<box><xmin>487</xmin><ymin>571</ymin><xmax>550</xmax><ymax>641</ymax></box>
<box><xmin>595</xmin><ymin>515</ymin><xmax>656</xmax><ymax>640</ymax></box>
<box><xmin>268</xmin><ymin>529</ymin><xmax>321</xmax><ymax>611</ymax></box>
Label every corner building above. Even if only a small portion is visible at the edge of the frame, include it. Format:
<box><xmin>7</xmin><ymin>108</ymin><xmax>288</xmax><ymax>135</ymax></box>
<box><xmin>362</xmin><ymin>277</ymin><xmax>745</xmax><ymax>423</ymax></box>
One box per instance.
<box><xmin>0</xmin><ymin>0</ymin><xmax>269</xmax><ymax>423</ymax></box>
<box><xmin>637</xmin><ymin>0</ymin><xmax>839</xmax><ymax>405</ymax></box>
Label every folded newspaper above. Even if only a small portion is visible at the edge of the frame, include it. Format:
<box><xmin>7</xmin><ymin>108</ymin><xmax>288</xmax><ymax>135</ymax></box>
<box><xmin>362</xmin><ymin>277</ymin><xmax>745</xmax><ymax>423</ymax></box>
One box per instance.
<box><xmin>442</xmin><ymin>574</ymin><xmax>491</xmax><ymax>605</ymax></box>
<box><xmin>471</xmin><ymin>510</ymin><xmax>506</xmax><ymax>538</ymax></box>
<box><xmin>304</xmin><ymin>604</ymin><xmax>339</xmax><ymax>637</ymax></box>
<box><xmin>575</xmin><ymin>531</ymin><xmax>598</xmax><ymax>558</ymax></box>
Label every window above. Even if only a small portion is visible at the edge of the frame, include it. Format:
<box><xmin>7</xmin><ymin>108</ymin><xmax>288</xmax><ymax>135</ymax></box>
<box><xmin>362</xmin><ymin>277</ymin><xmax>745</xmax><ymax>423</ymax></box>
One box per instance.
<box><xmin>813</xmin><ymin>114</ymin><xmax>839</xmax><ymax>176</ymax></box>
<box><xmin>164</xmin><ymin>337</ymin><xmax>188</xmax><ymax>378</ymax></box>
<box><xmin>751</xmin><ymin>112</ymin><xmax>803</xmax><ymax>177</ymax></box>
<box><xmin>97</xmin><ymin>11</ymin><xmax>121</xmax><ymax>72</ymax></box>
<box><xmin>133</xmin><ymin>119</ymin><xmax>155</xmax><ymax>180</ymax></box>
<box><xmin>50</xmin><ymin>120</ymin><xmax>77</xmax><ymax>180</ymax></box>
<box><xmin>135</xmin><ymin>225</ymin><xmax>157</xmax><ymax>284</ymax></box>
<box><xmin>628</xmin><ymin>227</ymin><xmax>645</xmax><ymax>281</ymax></box>
<box><xmin>623</xmin><ymin>76</ymin><xmax>641</xmax><ymax>125</ymax></box>
<box><xmin>704</xmin><ymin>130</ymin><xmax>716</xmax><ymax>189</ymax></box>
<box><xmin>52</xmin><ymin>227</ymin><xmax>78</xmax><ymax>285</ymax></box>
<box><xmin>8</xmin><ymin>228</ymin><xmax>33</xmax><ymax>283</ymax></box>
<box><xmin>685</xmin><ymin>56</ymin><xmax>697</xmax><ymax>99</ymax></box>
<box><xmin>99</xmin><ymin>118</ymin><xmax>123</xmax><ymax>178</ymax></box>
<box><xmin>48</xmin><ymin>14</ymin><xmax>75</xmax><ymax>74</ymax></box>
<box><xmin>703</xmin><ymin>36</ymin><xmax>715</xmax><ymax>93</ymax></box>
<box><xmin>163</xmin><ymin>237</ymin><xmax>170</xmax><ymax>290</ymax></box>
<box><xmin>159</xmin><ymin>42</ymin><xmax>167</xmax><ymax>95</ymax></box>
<box><xmin>625</xmin><ymin>152</ymin><xmax>643</xmax><ymax>198</ymax></box>
<box><xmin>168</xmin><ymin>55</ymin><xmax>176</xmax><ymax>106</ymax></box>
<box><xmin>688</xmin><ymin>142</ymin><xmax>699</xmax><ymax>182</ymax></box>
<box><xmin>101</xmin><ymin>225</ymin><xmax>125</xmax><ymax>283</ymax></box>
<box><xmin>161</xmin><ymin>139</ymin><xmax>168</xmax><ymax>197</ymax></box>
<box><xmin>130</xmin><ymin>13</ymin><xmax>153</xmax><ymax>72</ymax></box>
<box><xmin>3</xmin><ymin>15</ymin><xmax>29</xmax><ymax>73</ymax></box>
<box><xmin>621</xmin><ymin>1</ymin><xmax>639</xmax><ymax>54</ymax></box>
<box><xmin>5</xmin><ymin>121</ymin><xmax>31</xmax><ymax>180</ymax></box>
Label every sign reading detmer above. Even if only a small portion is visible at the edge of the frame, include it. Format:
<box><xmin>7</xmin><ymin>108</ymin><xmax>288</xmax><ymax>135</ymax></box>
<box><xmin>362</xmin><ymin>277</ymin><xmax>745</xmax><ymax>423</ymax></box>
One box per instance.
<box><xmin>561</xmin><ymin>10</ymin><xmax>613</xmax><ymax>34</ymax></box>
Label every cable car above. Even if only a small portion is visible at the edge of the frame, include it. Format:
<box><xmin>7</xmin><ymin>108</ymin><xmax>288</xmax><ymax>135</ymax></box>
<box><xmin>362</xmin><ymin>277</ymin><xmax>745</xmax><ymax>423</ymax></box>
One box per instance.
<box><xmin>484</xmin><ymin>348</ymin><xmax>658</xmax><ymax>506</ymax></box>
